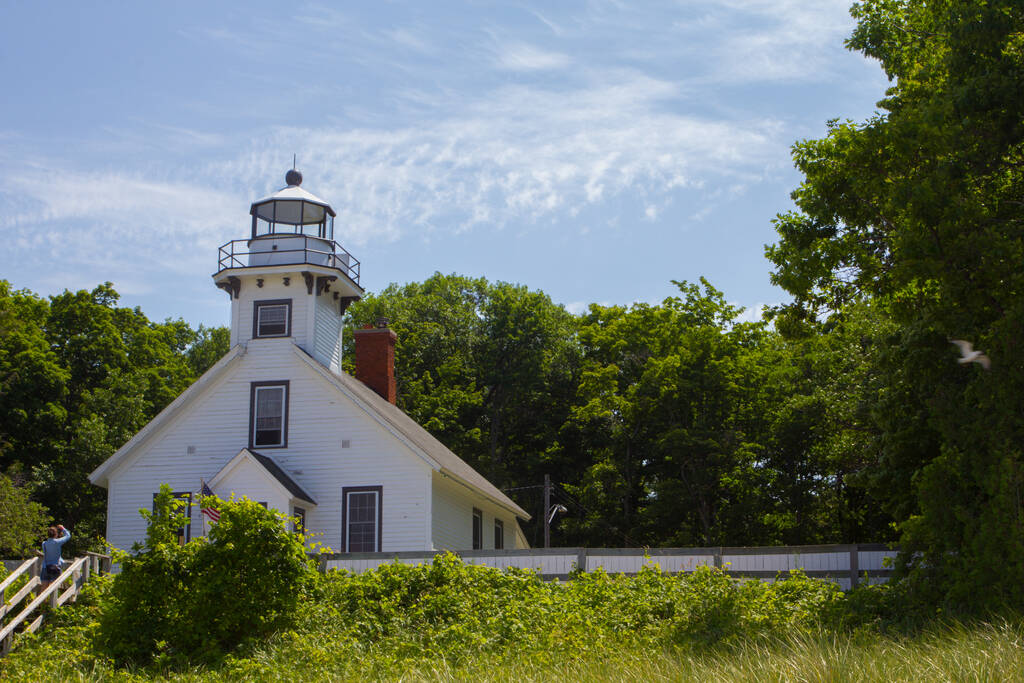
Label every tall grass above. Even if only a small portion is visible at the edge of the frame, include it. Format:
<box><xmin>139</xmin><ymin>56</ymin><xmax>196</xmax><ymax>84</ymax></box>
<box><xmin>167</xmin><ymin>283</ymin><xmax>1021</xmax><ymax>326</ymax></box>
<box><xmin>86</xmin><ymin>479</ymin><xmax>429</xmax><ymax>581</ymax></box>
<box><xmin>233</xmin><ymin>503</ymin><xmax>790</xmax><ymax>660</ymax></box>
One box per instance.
<box><xmin>414</xmin><ymin>620</ymin><xmax>1024</xmax><ymax>683</ymax></box>
<box><xmin>4</xmin><ymin>618</ymin><xmax>1024</xmax><ymax>681</ymax></box>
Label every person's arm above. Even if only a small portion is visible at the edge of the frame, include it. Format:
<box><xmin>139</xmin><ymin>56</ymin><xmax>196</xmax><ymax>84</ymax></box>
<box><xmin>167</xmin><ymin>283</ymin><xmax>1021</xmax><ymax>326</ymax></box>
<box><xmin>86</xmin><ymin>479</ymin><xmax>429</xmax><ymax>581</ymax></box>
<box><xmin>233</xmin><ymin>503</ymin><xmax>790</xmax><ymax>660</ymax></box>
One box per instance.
<box><xmin>55</xmin><ymin>527</ymin><xmax>71</xmax><ymax>546</ymax></box>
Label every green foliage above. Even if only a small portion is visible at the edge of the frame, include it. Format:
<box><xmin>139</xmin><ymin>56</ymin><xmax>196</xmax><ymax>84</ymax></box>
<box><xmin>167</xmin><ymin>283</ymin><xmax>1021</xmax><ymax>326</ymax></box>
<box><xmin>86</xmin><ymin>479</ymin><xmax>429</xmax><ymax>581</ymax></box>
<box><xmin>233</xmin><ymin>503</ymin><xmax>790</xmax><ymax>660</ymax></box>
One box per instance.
<box><xmin>181</xmin><ymin>493</ymin><xmax>315</xmax><ymax>655</ymax></box>
<box><xmin>0</xmin><ymin>472</ymin><xmax>48</xmax><ymax>557</ymax></box>
<box><xmin>345</xmin><ymin>273</ymin><xmax>580</xmax><ymax>540</ymax></box>
<box><xmin>0</xmin><ymin>280</ymin><xmax>229</xmax><ymax>552</ymax></box>
<box><xmin>96</xmin><ymin>485</ymin><xmax>315</xmax><ymax>665</ymax></box>
<box><xmin>765</xmin><ymin>0</ymin><xmax>1024</xmax><ymax>609</ymax></box>
<box><xmin>2</xmin><ymin>554</ymin><xmax>953</xmax><ymax>681</ymax></box>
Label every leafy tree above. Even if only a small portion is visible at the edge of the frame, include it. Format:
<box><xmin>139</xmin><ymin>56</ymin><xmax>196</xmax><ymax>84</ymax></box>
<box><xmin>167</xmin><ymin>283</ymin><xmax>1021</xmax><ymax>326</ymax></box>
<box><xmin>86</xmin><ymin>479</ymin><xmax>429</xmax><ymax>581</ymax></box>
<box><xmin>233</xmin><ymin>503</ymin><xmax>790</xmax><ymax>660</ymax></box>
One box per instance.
<box><xmin>766</xmin><ymin>0</ymin><xmax>1024</xmax><ymax>608</ymax></box>
<box><xmin>0</xmin><ymin>472</ymin><xmax>48</xmax><ymax>557</ymax></box>
<box><xmin>186</xmin><ymin>324</ymin><xmax>231</xmax><ymax>376</ymax></box>
<box><xmin>562</xmin><ymin>280</ymin><xmax>780</xmax><ymax>546</ymax></box>
<box><xmin>345</xmin><ymin>273</ymin><xmax>579</xmax><ymax>540</ymax></box>
<box><xmin>0</xmin><ymin>281</ymin><xmax>229</xmax><ymax>551</ymax></box>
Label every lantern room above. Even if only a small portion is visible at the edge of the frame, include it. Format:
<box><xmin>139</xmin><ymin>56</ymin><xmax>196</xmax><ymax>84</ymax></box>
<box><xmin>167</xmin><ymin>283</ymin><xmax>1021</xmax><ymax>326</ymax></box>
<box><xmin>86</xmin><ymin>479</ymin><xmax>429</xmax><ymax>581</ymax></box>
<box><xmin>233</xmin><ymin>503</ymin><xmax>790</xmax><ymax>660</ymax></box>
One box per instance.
<box><xmin>250</xmin><ymin>169</ymin><xmax>335</xmax><ymax>240</ymax></box>
<box><xmin>214</xmin><ymin>170</ymin><xmax>363</xmax><ymax>304</ymax></box>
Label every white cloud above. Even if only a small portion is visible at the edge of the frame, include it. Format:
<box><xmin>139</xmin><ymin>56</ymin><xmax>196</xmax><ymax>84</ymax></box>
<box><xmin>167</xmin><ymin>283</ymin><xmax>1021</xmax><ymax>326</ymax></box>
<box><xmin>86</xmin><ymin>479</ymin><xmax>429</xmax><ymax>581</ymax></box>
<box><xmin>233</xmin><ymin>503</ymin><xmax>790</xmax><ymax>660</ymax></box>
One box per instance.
<box><xmin>208</xmin><ymin>74</ymin><xmax>784</xmax><ymax>247</ymax></box>
<box><xmin>0</xmin><ymin>168</ymin><xmax>239</xmax><ymax>279</ymax></box>
<box><xmin>706</xmin><ymin>0</ymin><xmax>857</xmax><ymax>82</ymax></box>
<box><xmin>496</xmin><ymin>42</ymin><xmax>571</xmax><ymax>71</ymax></box>
<box><xmin>732</xmin><ymin>301</ymin><xmax>775</xmax><ymax>324</ymax></box>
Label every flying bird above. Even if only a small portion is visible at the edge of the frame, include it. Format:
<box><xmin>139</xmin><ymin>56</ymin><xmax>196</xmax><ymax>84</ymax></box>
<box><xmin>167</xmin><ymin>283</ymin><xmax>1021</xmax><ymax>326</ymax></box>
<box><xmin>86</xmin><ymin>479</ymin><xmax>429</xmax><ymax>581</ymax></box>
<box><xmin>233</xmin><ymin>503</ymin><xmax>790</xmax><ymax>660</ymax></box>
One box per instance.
<box><xmin>951</xmin><ymin>339</ymin><xmax>991</xmax><ymax>369</ymax></box>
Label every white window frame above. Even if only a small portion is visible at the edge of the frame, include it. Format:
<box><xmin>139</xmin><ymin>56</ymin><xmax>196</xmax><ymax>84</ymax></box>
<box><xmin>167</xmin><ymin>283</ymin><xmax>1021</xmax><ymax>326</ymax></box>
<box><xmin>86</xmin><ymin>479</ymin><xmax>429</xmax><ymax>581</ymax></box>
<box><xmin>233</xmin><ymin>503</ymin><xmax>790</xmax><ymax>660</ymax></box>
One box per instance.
<box><xmin>253</xmin><ymin>299</ymin><xmax>291</xmax><ymax>338</ymax></box>
<box><xmin>472</xmin><ymin>508</ymin><xmax>483</xmax><ymax>550</ymax></box>
<box><xmin>343</xmin><ymin>487</ymin><xmax>381</xmax><ymax>552</ymax></box>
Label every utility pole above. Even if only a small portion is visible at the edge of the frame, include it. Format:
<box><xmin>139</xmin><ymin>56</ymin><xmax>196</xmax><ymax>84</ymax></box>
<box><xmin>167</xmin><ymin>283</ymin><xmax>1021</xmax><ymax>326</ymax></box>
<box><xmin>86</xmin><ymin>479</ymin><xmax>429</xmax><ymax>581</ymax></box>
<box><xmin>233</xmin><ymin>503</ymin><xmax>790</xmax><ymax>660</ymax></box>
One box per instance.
<box><xmin>543</xmin><ymin>473</ymin><xmax>552</xmax><ymax>548</ymax></box>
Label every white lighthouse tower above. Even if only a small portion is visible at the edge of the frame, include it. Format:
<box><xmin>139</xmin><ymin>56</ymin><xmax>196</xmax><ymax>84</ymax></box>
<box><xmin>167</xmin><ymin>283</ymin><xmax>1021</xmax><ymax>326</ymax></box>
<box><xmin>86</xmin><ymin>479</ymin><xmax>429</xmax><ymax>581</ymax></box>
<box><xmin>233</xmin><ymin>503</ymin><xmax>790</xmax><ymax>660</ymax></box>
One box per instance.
<box><xmin>212</xmin><ymin>170</ymin><xmax>363</xmax><ymax>373</ymax></box>
<box><xmin>90</xmin><ymin>168</ymin><xmax>531</xmax><ymax>557</ymax></box>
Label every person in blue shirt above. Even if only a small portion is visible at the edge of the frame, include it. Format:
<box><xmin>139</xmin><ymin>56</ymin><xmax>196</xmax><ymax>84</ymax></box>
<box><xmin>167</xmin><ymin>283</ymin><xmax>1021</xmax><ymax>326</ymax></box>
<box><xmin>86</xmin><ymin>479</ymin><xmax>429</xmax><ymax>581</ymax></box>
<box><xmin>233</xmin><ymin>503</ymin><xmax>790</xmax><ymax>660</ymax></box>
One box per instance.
<box><xmin>40</xmin><ymin>524</ymin><xmax>71</xmax><ymax>589</ymax></box>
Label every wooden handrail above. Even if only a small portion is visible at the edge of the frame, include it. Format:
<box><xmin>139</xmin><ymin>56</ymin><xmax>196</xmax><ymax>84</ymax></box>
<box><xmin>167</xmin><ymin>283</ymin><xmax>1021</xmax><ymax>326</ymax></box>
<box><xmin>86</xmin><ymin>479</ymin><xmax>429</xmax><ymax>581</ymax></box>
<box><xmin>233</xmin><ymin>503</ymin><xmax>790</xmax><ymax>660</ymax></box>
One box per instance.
<box><xmin>0</xmin><ymin>558</ymin><xmax>39</xmax><ymax>596</ymax></box>
<box><xmin>0</xmin><ymin>556</ymin><xmax>91</xmax><ymax>656</ymax></box>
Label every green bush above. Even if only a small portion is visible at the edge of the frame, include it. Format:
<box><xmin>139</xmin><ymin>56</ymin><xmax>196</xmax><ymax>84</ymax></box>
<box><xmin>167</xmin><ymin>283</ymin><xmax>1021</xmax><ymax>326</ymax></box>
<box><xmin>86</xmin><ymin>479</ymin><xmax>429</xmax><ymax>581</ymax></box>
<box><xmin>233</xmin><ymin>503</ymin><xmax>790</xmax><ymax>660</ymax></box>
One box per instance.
<box><xmin>96</xmin><ymin>485</ymin><xmax>314</xmax><ymax>664</ymax></box>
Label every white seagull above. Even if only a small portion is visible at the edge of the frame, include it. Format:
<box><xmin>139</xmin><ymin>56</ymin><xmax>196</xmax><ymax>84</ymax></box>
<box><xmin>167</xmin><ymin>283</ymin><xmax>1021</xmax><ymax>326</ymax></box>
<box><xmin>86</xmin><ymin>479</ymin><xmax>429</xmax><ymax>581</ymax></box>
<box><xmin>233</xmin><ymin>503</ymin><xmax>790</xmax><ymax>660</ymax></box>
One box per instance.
<box><xmin>951</xmin><ymin>339</ymin><xmax>991</xmax><ymax>369</ymax></box>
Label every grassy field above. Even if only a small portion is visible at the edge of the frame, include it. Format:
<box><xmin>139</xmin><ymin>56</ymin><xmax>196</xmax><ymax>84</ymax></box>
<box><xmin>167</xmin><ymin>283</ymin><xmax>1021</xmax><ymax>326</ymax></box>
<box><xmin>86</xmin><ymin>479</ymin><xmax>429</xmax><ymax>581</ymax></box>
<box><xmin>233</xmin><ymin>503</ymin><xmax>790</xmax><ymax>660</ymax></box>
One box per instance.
<box><xmin>5</xmin><ymin>619</ymin><xmax>1024</xmax><ymax>681</ymax></box>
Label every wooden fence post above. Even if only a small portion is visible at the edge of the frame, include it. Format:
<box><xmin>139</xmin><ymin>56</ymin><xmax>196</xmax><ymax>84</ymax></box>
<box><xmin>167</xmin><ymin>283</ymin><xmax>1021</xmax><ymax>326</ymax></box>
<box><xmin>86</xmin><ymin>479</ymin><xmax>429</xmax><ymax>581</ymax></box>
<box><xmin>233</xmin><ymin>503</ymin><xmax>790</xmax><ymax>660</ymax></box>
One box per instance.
<box><xmin>849</xmin><ymin>544</ymin><xmax>860</xmax><ymax>589</ymax></box>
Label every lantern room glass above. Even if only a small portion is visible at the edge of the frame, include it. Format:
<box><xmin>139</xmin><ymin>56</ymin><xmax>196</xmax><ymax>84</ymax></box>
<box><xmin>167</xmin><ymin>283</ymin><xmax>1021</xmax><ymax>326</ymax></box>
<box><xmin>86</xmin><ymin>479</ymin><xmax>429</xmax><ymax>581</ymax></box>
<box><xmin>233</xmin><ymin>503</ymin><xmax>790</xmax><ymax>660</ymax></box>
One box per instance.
<box><xmin>251</xmin><ymin>199</ymin><xmax>334</xmax><ymax>241</ymax></box>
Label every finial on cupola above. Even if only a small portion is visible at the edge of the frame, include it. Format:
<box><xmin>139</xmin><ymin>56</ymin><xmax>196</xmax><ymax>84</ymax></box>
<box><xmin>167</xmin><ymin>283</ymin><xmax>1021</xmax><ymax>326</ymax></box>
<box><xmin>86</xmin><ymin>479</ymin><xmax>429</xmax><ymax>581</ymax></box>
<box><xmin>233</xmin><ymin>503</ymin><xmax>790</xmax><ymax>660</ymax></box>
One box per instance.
<box><xmin>285</xmin><ymin>168</ymin><xmax>303</xmax><ymax>187</ymax></box>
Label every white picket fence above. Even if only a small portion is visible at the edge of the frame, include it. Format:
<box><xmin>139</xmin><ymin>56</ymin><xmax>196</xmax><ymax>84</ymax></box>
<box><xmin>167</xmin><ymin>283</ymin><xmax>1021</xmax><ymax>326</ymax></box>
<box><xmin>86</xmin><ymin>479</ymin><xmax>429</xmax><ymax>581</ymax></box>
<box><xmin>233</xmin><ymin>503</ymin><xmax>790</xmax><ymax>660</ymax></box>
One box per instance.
<box><xmin>319</xmin><ymin>543</ymin><xmax>896</xmax><ymax>590</ymax></box>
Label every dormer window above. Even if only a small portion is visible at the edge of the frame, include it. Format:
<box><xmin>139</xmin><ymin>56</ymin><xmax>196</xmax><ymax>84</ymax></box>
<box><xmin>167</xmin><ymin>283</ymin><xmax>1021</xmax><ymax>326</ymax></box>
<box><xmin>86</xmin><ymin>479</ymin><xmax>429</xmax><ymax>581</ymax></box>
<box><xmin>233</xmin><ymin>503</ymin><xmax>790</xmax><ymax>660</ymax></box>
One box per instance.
<box><xmin>254</xmin><ymin>299</ymin><xmax>291</xmax><ymax>338</ymax></box>
<box><xmin>250</xmin><ymin>381</ymin><xmax>289</xmax><ymax>449</ymax></box>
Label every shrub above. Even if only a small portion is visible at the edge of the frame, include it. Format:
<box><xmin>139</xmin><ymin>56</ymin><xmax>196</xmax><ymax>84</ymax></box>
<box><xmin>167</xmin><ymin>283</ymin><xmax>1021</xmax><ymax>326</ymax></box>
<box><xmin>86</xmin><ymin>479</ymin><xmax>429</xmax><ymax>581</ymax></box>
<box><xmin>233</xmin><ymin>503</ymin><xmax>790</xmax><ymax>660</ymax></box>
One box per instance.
<box><xmin>96</xmin><ymin>485</ymin><xmax>315</xmax><ymax>664</ymax></box>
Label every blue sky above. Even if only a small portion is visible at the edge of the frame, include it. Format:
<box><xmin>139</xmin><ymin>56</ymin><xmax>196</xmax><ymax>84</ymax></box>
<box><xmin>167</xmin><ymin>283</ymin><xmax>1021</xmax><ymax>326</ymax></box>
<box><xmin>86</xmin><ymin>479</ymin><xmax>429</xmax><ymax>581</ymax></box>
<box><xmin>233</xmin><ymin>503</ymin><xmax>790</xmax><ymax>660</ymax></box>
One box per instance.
<box><xmin>1</xmin><ymin>1</ymin><xmax>887</xmax><ymax>328</ymax></box>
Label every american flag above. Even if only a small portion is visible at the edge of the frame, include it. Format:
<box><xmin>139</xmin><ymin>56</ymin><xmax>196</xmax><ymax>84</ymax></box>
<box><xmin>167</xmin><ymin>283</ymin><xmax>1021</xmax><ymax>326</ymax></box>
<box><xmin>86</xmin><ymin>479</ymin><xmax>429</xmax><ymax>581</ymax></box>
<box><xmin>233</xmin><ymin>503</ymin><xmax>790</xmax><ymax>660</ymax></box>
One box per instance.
<box><xmin>201</xmin><ymin>482</ymin><xmax>220</xmax><ymax>522</ymax></box>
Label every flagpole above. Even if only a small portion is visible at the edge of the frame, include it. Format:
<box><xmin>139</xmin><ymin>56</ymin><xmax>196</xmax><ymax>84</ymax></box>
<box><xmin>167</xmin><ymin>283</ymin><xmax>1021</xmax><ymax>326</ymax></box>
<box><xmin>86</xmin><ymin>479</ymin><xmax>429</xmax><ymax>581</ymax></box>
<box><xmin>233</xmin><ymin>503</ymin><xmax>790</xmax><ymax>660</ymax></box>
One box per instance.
<box><xmin>200</xmin><ymin>478</ymin><xmax>207</xmax><ymax>538</ymax></box>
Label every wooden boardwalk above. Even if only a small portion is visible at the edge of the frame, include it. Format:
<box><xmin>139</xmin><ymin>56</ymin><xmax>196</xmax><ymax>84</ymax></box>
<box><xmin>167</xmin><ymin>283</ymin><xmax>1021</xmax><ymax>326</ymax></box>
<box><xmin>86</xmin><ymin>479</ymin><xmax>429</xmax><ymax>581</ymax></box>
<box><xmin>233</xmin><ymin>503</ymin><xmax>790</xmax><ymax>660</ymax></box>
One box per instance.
<box><xmin>0</xmin><ymin>553</ymin><xmax>111</xmax><ymax>657</ymax></box>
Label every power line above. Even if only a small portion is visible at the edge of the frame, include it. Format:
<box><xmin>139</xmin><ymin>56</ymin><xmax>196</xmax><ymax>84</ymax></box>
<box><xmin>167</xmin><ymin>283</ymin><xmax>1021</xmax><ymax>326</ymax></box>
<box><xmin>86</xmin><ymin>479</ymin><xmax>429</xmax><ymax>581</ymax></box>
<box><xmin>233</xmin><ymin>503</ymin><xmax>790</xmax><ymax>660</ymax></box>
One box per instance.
<box><xmin>552</xmin><ymin>483</ymin><xmax>641</xmax><ymax>547</ymax></box>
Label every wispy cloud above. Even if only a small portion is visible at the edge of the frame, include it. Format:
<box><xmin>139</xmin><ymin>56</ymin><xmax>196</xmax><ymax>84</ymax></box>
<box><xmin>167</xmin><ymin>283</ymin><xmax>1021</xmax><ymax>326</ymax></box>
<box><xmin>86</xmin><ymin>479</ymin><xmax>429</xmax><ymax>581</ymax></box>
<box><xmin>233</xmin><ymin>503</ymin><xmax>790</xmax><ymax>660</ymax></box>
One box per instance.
<box><xmin>0</xmin><ymin>168</ymin><xmax>238</xmax><ymax>279</ymax></box>
<box><xmin>704</xmin><ymin>0</ymin><xmax>856</xmax><ymax>82</ymax></box>
<box><xmin>209</xmin><ymin>74</ymin><xmax>784</xmax><ymax>246</ymax></box>
<box><xmin>495</xmin><ymin>42</ymin><xmax>571</xmax><ymax>71</ymax></box>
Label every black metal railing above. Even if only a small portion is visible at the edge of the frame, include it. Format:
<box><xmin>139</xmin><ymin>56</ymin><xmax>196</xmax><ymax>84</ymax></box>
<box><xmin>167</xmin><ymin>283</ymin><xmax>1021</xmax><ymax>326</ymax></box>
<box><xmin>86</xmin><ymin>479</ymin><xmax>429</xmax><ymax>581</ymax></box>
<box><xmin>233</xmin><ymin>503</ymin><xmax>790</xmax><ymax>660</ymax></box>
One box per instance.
<box><xmin>216</xmin><ymin>236</ymin><xmax>360</xmax><ymax>285</ymax></box>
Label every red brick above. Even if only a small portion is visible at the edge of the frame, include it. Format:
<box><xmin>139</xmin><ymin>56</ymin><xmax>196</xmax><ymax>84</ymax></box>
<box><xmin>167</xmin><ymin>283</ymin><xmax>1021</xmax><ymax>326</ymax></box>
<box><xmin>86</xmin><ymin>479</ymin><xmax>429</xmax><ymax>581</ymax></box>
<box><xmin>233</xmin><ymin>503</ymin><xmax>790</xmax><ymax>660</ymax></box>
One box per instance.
<box><xmin>353</xmin><ymin>327</ymin><xmax>397</xmax><ymax>404</ymax></box>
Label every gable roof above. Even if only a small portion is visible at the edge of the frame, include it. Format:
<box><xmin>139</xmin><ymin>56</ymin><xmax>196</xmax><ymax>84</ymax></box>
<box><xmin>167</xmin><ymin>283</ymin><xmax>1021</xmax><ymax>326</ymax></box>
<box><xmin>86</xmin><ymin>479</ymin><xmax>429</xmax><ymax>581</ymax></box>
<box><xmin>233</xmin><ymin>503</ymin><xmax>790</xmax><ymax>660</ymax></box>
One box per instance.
<box><xmin>87</xmin><ymin>339</ymin><xmax>530</xmax><ymax>521</ymax></box>
<box><xmin>249</xmin><ymin>450</ymin><xmax>317</xmax><ymax>505</ymax></box>
<box><xmin>88</xmin><ymin>345</ymin><xmax>246</xmax><ymax>487</ymax></box>
<box><xmin>209</xmin><ymin>448</ymin><xmax>317</xmax><ymax>506</ymax></box>
<box><xmin>292</xmin><ymin>346</ymin><xmax>531</xmax><ymax>520</ymax></box>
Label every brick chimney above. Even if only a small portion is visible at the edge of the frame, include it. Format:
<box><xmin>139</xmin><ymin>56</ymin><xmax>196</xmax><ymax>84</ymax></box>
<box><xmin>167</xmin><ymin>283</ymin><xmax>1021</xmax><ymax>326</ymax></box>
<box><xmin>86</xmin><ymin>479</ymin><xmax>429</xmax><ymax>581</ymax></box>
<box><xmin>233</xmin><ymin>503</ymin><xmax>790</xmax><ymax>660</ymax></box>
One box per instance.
<box><xmin>353</xmin><ymin>318</ymin><xmax>397</xmax><ymax>404</ymax></box>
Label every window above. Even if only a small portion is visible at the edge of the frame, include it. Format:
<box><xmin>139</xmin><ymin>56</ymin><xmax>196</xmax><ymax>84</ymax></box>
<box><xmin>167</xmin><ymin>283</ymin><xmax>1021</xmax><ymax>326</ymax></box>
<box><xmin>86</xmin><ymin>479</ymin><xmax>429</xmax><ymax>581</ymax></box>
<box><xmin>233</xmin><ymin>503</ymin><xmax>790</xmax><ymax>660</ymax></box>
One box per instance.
<box><xmin>253</xmin><ymin>299</ymin><xmax>291</xmax><ymax>338</ymax></box>
<box><xmin>250</xmin><ymin>381</ymin><xmax>289</xmax><ymax>448</ymax></box>
<box><xmin>494</xmin><ymin>519</ymin><xmax>504</xmax><ymax>550</ymax></box>
<box><xmin>472</xmin><ymin>508</ymin><xmax>483</xmax><ymax>550</ymax></box>
<box><xmin>153</xmin><ymin>491</ymin><xmax>192</xmax><ymax>545</ymax></box>
<box><xmin>342</xmin><ymin>486</ymin><xmax>382</xmax><ymax>552</ymax></box>
<box><xmin>293</xmin><ymin>506</ymin><xmax>306</xmax><ymax>535</ymax></box>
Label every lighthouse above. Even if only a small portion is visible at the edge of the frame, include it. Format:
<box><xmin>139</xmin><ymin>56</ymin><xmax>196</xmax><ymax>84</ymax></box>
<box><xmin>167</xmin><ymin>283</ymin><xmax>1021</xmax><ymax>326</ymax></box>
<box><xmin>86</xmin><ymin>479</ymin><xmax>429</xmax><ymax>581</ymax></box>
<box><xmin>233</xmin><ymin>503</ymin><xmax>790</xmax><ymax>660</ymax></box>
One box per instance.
<box><xmin>90</xmin><ymin>168</ymin><xmax>530</xmax><ymax>557</ymax></box>
<box><xmin>212</xmin><ymin>170</ymin><xmax>363</xmax><ymax>374</ymax></box>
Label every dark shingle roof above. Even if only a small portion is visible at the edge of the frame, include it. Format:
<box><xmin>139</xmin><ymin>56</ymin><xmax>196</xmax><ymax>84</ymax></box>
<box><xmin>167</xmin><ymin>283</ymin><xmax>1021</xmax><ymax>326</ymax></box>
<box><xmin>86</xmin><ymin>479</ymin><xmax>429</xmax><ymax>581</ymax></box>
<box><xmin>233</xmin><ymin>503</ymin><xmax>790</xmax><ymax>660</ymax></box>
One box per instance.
<box><xmin>249</xmin><ymin>450</ymin><xmax>317</xmax><ymax>505</ymax></box>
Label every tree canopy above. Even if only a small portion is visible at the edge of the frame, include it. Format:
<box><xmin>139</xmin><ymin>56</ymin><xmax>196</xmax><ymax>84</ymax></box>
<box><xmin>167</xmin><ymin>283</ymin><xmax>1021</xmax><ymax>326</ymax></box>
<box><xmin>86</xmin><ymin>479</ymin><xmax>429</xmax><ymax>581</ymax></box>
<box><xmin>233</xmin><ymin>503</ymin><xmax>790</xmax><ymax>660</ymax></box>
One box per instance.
<box><xmin>0</xmin><ymin>281</ymin><xmax>228</xmax><ymax>549</ymax></box>
<box><xmin>766</xmin><ymin>0</ymin><xmax>1024</xmax><ymax>609</ymax></box>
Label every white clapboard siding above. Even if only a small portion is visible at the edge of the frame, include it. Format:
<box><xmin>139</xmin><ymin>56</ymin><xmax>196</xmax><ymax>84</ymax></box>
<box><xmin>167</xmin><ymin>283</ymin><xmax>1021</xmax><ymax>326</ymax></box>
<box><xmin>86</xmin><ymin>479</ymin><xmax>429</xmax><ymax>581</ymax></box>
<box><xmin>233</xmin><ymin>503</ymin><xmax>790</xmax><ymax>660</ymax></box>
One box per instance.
<box><xmin>431</xmin><ymin>473</ymin><xmax>521</xmax><ymax>550</ymax></box>
<box><xmin>313</xmin><ymin>294</ymin><xmax>342</xmax><ymax>373</ymax></box>
<box><xmin>231</xmin><ymin>280</ymin><xmax>312</xmax><ymax>351</ymax></box>
<box><xmin>105</xmin><ymin>341</ymin><xmax>433</xmax><ymax>554</ymax></box>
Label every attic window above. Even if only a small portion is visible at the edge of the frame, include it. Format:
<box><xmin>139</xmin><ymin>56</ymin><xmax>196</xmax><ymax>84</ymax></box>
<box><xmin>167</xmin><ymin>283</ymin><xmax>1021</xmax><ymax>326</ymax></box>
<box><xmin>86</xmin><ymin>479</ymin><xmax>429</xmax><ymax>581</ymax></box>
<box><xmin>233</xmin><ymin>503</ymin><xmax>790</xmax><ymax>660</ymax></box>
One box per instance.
<box><xmin>250</xmin><ymin>381</ymin><xmax>289</xmax><ymax>449</ymax></box>
<box><xmin>254</xmin><ymin>299</ymin><xmax>291</xmax><ymax>338</ymax></box>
